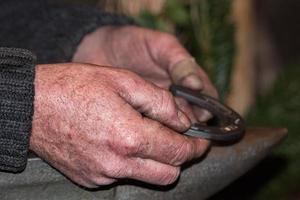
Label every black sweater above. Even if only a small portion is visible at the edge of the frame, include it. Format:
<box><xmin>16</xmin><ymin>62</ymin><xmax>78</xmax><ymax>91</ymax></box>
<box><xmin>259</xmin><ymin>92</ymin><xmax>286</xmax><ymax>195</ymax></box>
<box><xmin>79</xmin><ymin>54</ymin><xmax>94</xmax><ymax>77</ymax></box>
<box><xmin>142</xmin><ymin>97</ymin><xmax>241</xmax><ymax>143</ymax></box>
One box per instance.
<box><xmin>0</xmin><ymin>0</ymin><xmax>134</xmax><ymax>172</ymax></box>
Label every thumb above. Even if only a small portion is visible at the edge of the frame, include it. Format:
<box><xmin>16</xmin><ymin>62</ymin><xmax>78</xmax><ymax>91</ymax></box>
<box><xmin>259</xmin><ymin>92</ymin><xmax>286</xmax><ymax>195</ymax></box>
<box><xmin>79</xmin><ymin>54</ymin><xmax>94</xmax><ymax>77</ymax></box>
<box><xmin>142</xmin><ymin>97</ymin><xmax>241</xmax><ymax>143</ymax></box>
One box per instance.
<box><xmin>150</xmin><ymin>35</ymin><xmax>218</xmax><ymax>96</ymax></box>
<box><xmin>170</xmin><ymin>59</ymin><xmax>220</xmax><ymax>122</ymax></box>
<box><xmin>170</xmin><ymin>58</ymin><xmax>219</xmax><ymax>99</ymax></box>
<box><xmin>145</xmin><ymin>32</ymin><xmax>205</xmax><ymax>91</ymax></box>
<box><xmin>170</xmin><ymin>58</ymin><xmax>204</xmax><ymax>90</ymax></box>
<box><xmin>117</xmin><ymin>74</ymin><xmax>191</xmax><ymax>132</ymax></box>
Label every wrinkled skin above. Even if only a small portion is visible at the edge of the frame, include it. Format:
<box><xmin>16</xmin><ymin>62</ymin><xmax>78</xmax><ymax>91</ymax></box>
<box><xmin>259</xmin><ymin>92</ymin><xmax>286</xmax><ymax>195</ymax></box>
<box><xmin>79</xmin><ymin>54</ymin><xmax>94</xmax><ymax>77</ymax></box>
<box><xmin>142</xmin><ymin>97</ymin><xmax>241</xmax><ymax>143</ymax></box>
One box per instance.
<box><xmin>73</xmin><ymin>26</ymin><xmax>218</xmax><ymax>122</ymax></box>
<box><xmin>30</xmin><ymin>64</ymin><xmax>210</xmax><ymax>188</ymax></box>
<box><xmin>30</xmin><ymin>26</ymin><xmax>219</xmax><ymax>188</ymax></box>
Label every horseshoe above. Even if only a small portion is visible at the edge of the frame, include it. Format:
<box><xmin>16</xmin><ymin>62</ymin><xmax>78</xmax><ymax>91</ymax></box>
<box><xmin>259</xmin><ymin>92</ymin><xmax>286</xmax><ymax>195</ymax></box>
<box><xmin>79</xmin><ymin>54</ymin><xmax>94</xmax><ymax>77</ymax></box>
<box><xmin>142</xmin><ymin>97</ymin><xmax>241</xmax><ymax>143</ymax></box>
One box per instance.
<box><xmin>170</xmin><ymin>84</ymin><xmax>245</xmax><ymax>142</ymax></box>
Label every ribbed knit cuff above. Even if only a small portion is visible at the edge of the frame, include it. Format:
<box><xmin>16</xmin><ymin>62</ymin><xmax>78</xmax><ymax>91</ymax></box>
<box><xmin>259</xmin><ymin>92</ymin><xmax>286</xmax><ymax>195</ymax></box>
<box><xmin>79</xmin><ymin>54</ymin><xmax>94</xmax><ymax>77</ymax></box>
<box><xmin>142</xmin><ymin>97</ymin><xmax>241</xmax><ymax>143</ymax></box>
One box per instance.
<box><xmin>0</xmin><ymin>47</ymin><xmax>36</xmax><ymax>172</ymax></box>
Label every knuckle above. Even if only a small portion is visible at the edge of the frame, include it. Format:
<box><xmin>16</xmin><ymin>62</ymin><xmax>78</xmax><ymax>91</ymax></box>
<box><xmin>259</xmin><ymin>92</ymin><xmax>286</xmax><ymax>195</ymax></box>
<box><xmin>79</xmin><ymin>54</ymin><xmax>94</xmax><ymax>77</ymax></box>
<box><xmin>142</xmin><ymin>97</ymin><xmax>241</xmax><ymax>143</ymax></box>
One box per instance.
<box><xmin>159</xmin><ymin>32</ymin><xmax>178</xmax><ymax>44</ymax></box>
<box><xmin>121</xmin><ymin>135</ymin><xmax>142</xmax><ymax>155</ymax></box>
<box><xmin>171</xmin><ymin>140</ymin><xmax>194</xmax><ymax>165</ymax></box>
<box><xmin>98</xmin><ymin>155</ymin><xmax>127</xmax><ymax>178</ymax></box>
<box><xmin>195</xmin><ymin>139</ymin><xmax>211</xmax><ymax>157</ymax></box>
<box><xmin>159</xmin><ymin>167</ymin><xmax>181</xmax><ymax>185</ymax></box>
<box><xmin>116</xmin><ymin>68</ymin><xmax>138</xmax><ymax>84</ymax></box>
<box><xmin>92</xmin><ymin>176</ymin><xmax>117</xmax><ymax>186</ymax></box>
<box><xmin>74</xmin><ymin>178</ymin><xmax>97</xmax><ymax>188</ymax></box>
<box><xmin>69</xmin><ymin>176</ymin><xmax>95</xmax><ymax>188</ymax></box>
<box><xmin>102</xmin><ymin>162</ymin><xmax>126</xmax><ymax>178</ymax></box>
<box><xmin>118</xmin><ymin>70</ymin><xmax>137</xmax><ymax>84</ymax></box>
<box><xmin>82</xmin><ymin>183</ymin><xmax>98</xmax><ymax>189</ymax></box>
<box><xmin>116</xmin><ymin>69</ymin><xmax>146</xmax><ymax>95</ymax></box>
<box><xmin>120</xmin><ymin>69</ymin><xmax>140</xmax><ymax>82</ymax></box>
<box><xmin>158</xmin><ymin>90</ymin><xmax>177</xmax><ymax>117</ymax></box>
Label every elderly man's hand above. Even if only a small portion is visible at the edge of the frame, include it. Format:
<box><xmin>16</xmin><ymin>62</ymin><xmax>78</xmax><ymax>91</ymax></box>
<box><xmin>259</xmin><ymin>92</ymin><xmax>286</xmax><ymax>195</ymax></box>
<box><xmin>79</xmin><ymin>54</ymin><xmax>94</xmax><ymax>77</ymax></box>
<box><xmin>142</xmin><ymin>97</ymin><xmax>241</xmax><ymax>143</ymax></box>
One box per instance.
<box><xmin>30</xmin><ymin>63</ymin><xmax>209</xmax><ymax>188</ymax></box>
<box><xmin>73</xmin><ymin>26</ymin><xmax>218</xmax><ymax>123</ymax></box>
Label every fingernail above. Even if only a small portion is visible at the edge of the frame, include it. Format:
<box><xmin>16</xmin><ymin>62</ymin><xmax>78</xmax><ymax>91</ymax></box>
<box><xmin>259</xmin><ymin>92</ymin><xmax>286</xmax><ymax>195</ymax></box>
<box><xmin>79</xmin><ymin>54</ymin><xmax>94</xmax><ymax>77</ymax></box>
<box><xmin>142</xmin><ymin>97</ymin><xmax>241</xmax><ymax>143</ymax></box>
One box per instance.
<box><xmin>181</xmin><ymin>74</ymin><xmax>204</xmax><ymax>90</ymax></box>
<box><xmin>177</xmin><ymin>110</ymin><xmax>191</xmax><ymax>129</ymax></box>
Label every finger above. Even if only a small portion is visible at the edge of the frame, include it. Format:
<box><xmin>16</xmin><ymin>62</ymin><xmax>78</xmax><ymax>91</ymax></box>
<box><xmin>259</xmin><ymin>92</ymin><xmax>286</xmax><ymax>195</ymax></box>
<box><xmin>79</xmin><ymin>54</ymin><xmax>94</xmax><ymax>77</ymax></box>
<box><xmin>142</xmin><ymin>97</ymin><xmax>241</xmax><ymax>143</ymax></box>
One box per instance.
<box><xmin>176</xmin><ymin>94</ymin><xmax>213</xmax><ymax>123</ymax></box>
<box><xmin>144</xmin><ymin>32</ymin><xmax>219</xmax><ymax>122</ymax></box>
<box><xmin>145</xmin><ymin>31</ymin><xmax>194</xmax><ymax>73</ymax></box>
<box><xmin>193</xmin><ymin>67</ymin><xmax>219</xmax><ymax>99</ymax></box>
<box><xmin>171</xmin><ymin>59</ymin><xmax>219</xmax><ymax>122</ymax></box>
<box><xmin>171</xmin><ymin>59</ymin><xmax>204</xmax><ymax>90</ymax></box>
<box><xmin>132</xmin><ymin>117</ymin><xmax>210</xmax><ymax>166</ymax></box>
<box><xmin>69</xmin><ymin>176</ymin><xmax>98</xmax><ymax>189</ymax></box>
<box><xmin>125</xmin><ymin>158</ymin><xmax>181</xmax><ymax>185</ymax></box>
<box><xmin>174</xmin><ymin>97</ymin><xmax>198</xmax><ymax>123</ymax></box>
<box><xmin>91</xmin><ymin>176</ymin><xmax>117</xmax><ymax>186</ymax></box>
<box><xmin>172</xmin><ymin>59</ymin><xmax>219</xmax><ymax>98</ymax></box>
<box><xmin>144</xmin><ymin>32</ymin><xmax>205</xmax><ymax>90</ymax></box>
<box><xmin>189</xmin><ymin>67</ymin><xmax>219</xmax><ymax>122</ymax></box>
<box><xmin>144</xmin><ymin>30</ymin><xmax>218</xmax><ymax>97</ymax></box>
<box><xmin>192</xmin><ymin>107</ymin><xmax>213</xmax><ymax>122</ymax></box>
<box><xmin>117</xmin><ymin>72</ymin><xmax>191</xmax><ymax>132</ymax></box>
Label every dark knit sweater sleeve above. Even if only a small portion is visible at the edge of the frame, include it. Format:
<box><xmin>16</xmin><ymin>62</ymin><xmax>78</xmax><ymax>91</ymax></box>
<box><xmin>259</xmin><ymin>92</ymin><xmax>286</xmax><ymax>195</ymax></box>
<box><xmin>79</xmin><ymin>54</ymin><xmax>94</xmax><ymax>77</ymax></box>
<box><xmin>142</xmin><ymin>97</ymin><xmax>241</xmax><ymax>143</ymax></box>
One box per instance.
<box><xmin>0</xmin><ymin>0</ymin><xmax>135</xmax><ymax>172</ymax></box>
<box><xmin>0</xmin><ymin>0</ymin><xmax>135</xmax><ymax>64</ymax></box>
<box><xmin>0</xmin><ymin>48</ymin><xmax>36</xmax><ymax>172</ymax></box>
